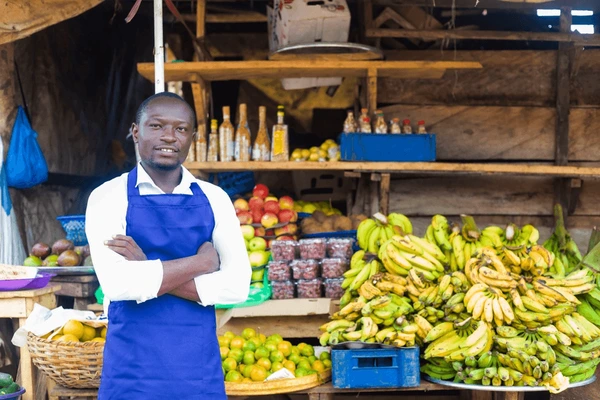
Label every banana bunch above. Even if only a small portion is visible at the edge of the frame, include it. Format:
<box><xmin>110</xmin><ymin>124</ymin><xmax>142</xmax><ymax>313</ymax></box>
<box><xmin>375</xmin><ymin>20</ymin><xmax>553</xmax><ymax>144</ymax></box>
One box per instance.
<box><xmin>356</xmin><ymin>212</ymin><xmax>412</xmax><ymax>253</ymax></box>
<box><xmin>580</xmin><ymin>288</ymin><xmax>600</xmax><ymax>327</ymax></box>
<box><xmin>425</xmin><ymin>215</ymin><xmax>453</xmax><ymax>253</ymax></box>
<box><xmin>543</xmin><ymin>205</ymin><xmax>583</xmax><ymax>276</ymax></box>
<box><xmin>423</xmin><ymin>318</ymin><xmax>493</xmax><ymax>362</ymax></box>
<box><xmin>379</xmin><ymin>235</ymin><xmax>446</xmax><ymax>282</ymax></box>
<box><xmin>340</xmin><ymin>253</ymin><xmax>381</xmax><ymax>298</ymax></box>
<box><xmin>420</xmin><ymin>357</ymin><xmax>457</xmax><ymax>381</ymax></box>
<box><xmin>464</xmin><ymin>283</ymin><xmax>515</xmax><ymax>326</ymax></box>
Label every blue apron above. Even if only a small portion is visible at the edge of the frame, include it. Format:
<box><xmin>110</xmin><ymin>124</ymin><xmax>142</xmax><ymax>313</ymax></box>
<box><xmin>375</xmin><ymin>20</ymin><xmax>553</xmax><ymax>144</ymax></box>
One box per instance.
<box><xmin>99</xmin><ymin>167</ymin><xmax>226</xmax><ymax>399</ymax></box>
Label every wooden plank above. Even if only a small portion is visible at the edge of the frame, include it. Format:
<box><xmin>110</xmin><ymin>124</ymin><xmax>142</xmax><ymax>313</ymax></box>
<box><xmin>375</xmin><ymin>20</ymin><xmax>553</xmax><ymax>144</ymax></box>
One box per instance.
<box><xmin>136</xmin><ymin>60</ymin><xmax>482</xmax><ymax>82</ymax></box>
<box><xmin>225</xmin><ymin>299</ymin><xmax>332</xmax><ymax>318</ymax></box>
<box><xmin>379</xmin><ymin>50</ymin><xmax>600</xmax><ymax>107</ymax></box>
<box><xmin>196</xmin><ymin>0</ymin><xmax>206</xmax><ymax>38</ymax></box>
<box><xmin>301</xmin><ymin>381</ymin><xmax>450</xmax><ymax>394</ymax></box>
<box><xmin>0</xmin><ymin>298</ymin><xmax>27</xmax><ymax>317</ymax></box>
<box><xmin>379</xmin><ymin>105</ymin><xmax>600</xmax><ymax>162</ymax></box>
<box><xmin>367</xmin><ymin>68</ymin><xmax>378</xmax><ymax>114</ymax></box>
<box><xmin>373</xmin><ymin>0</ymin><xmax>600</xmax><ymax>11</ymax></box>
<box><xmin>184</xmin><ymin>160</ymin><xmax>600</xmax><ymax>179</ymax></box>
<box><xmin>366</xmin><ymin>28</ymin><xmax>600</xmax><ymax>46</ymax></box>
<box><xmin>54</xmin><ymin>282</ymin><xmax>98</xmax><ymax>297</ymax></box>
<box><xmin>380</xmin><ymin>173</ymin><xmax>391</xmax><ymax>215</ymax></box>
<box><xmin>0</xmin><ymin>284</ymin><xmax>61</xmax><ymax>299</ymax></box>
<box><xmin>217</xmin><ymin>315</ymin><xmax>329</xmax><ymax>339</ymax></box>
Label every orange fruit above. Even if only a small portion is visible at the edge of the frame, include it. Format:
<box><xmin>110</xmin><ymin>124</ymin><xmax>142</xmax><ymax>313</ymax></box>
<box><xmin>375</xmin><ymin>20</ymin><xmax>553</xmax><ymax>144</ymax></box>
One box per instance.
<box><xmin>243</xmin><ymin>364</ymin><xmax>255</xmax><ymax>378</ymax></box>
<box><xmin>59</xmin><ymin>334</ymin><xmax>80</xmax><ymax>343</ymax></box>
<box><xmin>268</xmin><ymin>334</ymin><xmax>283</xmax><ymax>344</ymax></box>
<box><xmin>248</xmin><ymin>337</ymin><xmax>262</xmax><ymax>349</ymax></box>
<box><xmin>258</xmin><ymin>333</ymin><xmax>267</xmax><ymax>344</ymax></box>
<box><xmin>242</xmin><ymin>377</ymin><xmax>253</xmax><ymax>383</ymax></box>
<box><xmin>270</xmin><ymin>350</ymin><xmax>285</xmax><ymax>364</ymax></box>
<box><xmin>308</xmin><ymin>355</ymin><xmax>317</xmax><ymax>364</ymax></box>
<box><xmin>319</xmin><ymin>352</ymin><xmax>331</xmax><ymax>361</ymax></box>
<box><xmin>297</xmin><ymin>359</ymin><xmax>311</xmax><ymax>371</ymax></box>
<box><xmin>323</xmin><ymin>359</ymin><xmax>332</xmax><ymax>369</ymax></box>
<box><xmin>312</xmin><ymin>360</ymin><xmax>325</xmax><ymax>373</ymax></box>
<box><xmin>228</xmin><ymin>348</ymin><xmax>243</xmax><ymax>363</ymax></box>
<box><xmin>62</xmin><ymin>320</ymin><xmax>84</xmax><ymax>340</ymax></box>
<box><xmin>242</xmin><ymin>340</ymin><xmax>257</xmax><ymax>353</ymax></box>
<box><xmin>80</xmin><ymin>325</ymin><xmax>97</xmax><ymax>342</ymax></box>
<box><xmin>283</xmin><ymin>360</ymin><xmax>296</xmax><ymax>372</ymax></box>
<box><xmin>51</xmin><ymin>334</ymin><xmax>63</xmax><ymax>341</ymax></box>
<box><xmin>222</xmin><ymin>357</ymin><xmax>237</xmax><ymax>372</ymax></box>
<box><xmin>291</xmin><ymin>346</ymin><xmax>300</xmax><ymax>355</ymax></box>
<box><xmin>223</xmin><ymin>331</ymin><xmax>235</xmax><ymax>340</ymax></box>
<box><xmin>277</xmin><ymin>341</ymin><xmax>292</xmax><ymax>357</ymax></box>
<box><xmin>271</xmin><ymin>361</ymin><xmax>284</xmax><ymax>372</ymax></box>
<box><xmin>89</xmin><ymin>337</ymin><xmax>106</xmax><ymax>343</ymax></box>
<box><xmin>300</xmin><ymin>344</ymin><xmax>314</xmax><ymax>357</ymax></box>
<box><xmin>225</xmin><ymin>370</ymin><xmax>242</xmax><ymax>382</ymax></box>
<box><xmin>242</xmin><ymin>328</ymin><xmax>257</xmax><ymax>340</ymax></box>
<box><xmin>287</xmin><ymin>353</ymin><xmax>301</xmax><ymax>365</ymax></box>
<box><xmin>99</xmin><ymin>327</ymin><xmax>107</xmax><ymax>338</ymax></box>
<box><xmin>264</xmin><ymin>341</ymin><xmax>277</xmax><ymax>353</ymax></box>
<box><xmin>220</xmin><ymin>347</ymin><xmax>230</xmax><ymax>360</ymax></box>
<box><xmin>256</xmin><ymin>357</ymin><xmax>271</xmax><ymax>371</ymax></box>
<box><xmin>295</xmin><ymin>368</ymin><xmax>310</xmax><ymax>378</ymax></box>
<box><xmin>297</xmin><ymin>343</ymin><xmax>306</xmax><ymax>351</ymax></box>
<box><xmin>218</xmin><ymin>336</ymin><xmax>231</xmax><ymax>348</ymax></box>
<box><xmin>250</xmin><ymin>365</ymin><xmax>268</xmax><ymax>382</ymax></box>
<box><xmin>254</xmin><ymin>346</ymin><xmax>270</xmax><ymax>360</ymax></box>
<box><xmin>229</xmin><ymin>336</ymin><xmax>245</xmax><ymax>350</ymax></box>
<box><xmin>243</xmin><ymin>351</ymin><xmax>256</xmax><ymax>366</ymax></box>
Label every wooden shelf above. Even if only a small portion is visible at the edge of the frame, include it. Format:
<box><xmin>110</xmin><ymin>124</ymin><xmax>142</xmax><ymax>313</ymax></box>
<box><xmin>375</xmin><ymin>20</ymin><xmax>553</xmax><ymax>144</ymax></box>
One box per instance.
<box><xmin>185</xmin><ymin>161</ymin><xmax>600</xmax><ymax>179</ymax></box>
<box><xmin>137</xmin><ymin>60</ymin><xmax>482</xmax><ymax>82</ymax></box>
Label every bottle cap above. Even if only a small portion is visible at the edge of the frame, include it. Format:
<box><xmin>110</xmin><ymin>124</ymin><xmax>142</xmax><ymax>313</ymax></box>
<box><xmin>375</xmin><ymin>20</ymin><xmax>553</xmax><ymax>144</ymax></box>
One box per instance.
<box><xmin>392</xmin><ymin>118</ymin><xmax>400</xmax><ymax>122</ymax></box>
<box><xmin>211</xmin><ymin>119</ymin><xmax>218</xmax><ymax>129</ymax></box>
<box><xmin>361</xmin><ymin>108</ymin><xmax>368</xmax><ymax>113</ymax></box>
<box><xmin>375</xmin><ymin>109</ymin><xmax>382</xmax><ymax>114</ymax></box>
<box><xmin>403</xmin><ymin>119</ymin><xmax>411</xmax><ymax>124</ymax></box>
<box><xmin>418</xmin><ymin>120</ymin><xmax>425</xmax><ymax>125</ymax></box>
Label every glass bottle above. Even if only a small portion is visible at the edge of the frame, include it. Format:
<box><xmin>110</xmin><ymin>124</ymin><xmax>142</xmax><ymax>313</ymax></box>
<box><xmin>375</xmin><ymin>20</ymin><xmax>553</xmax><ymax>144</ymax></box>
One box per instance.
<box><xmin>359</xmin><ymin>108</ymin><xmax>372</xmax><ymax>133</ymax></box>
<box><xmin>343</xmin><ymin>110</ymin><xmax>358</xmax><ymax>133</ymax></box>
<box><xmin>195</xmin><ymin>123</ymin><xmax>207</xmax><ymax>162</ymax></box>
<box><xmin>252</xmin><ymin>106</ymin><xmax>271</xmax><ymax>161</ymax></box>
<box><xmin>186</xmin><ymin>139</ymin><xmax>196</xmax><ymax>163</ymax></box>
<box><xmin>417</xmin><ymin>120</ymin><xmax>427</xmax><ymax>134</ymax></box>
<box><xmin>207</xmin><ymin>119</ymin><xmax>219</xmax><ymax>162</ymax></box>
<box><xmin>374</xmin><ymin>110</ymin><xmax>388</xmax><ymax>134</ymax></box>
<box><xmin>271</xmin><ymin>105</ymin><xmax>289</xmax><ymax>162</ymax></box>
<box><xmin>402</xmin><ymin>119</ymin><xmax>412</xmax><ymax>134</ymax></box>
<box><xmin>219</xmin><ymin>106</ymin><xmax>234</xmax><ymax>162</ymax></box>
<box><xmin>390</xmin><ymin>118</ymin><xmax>401</xmax><ymax>134</ymax></box>
<box><xmin>234</xmin><ymin>103</ymin><xmax>251</xmax><ymax>161</ymax></box>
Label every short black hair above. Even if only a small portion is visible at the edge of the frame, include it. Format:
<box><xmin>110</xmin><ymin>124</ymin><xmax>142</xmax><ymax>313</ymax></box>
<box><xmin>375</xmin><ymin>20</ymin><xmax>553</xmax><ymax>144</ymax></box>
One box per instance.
<box><xmin>135</xmin><ymin>92</ymin><xmax>197</xmax><ymax>127</ymax></box>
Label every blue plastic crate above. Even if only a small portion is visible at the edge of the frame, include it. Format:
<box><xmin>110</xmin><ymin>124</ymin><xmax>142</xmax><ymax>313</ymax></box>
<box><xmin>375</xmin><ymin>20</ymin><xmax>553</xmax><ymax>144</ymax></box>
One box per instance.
<box><xmin>209</xmin><ymin>172</ymin><xmax>255</xmax><ymax>198</ymax></box>
<box><xmin>339</xmin><ymin>133</ymin><xmax>436</xmax><ymax>162</ymax></box>
<box><xmin>332</xmin><ymin>347</ymin><xmax>420</xmax><ymax>389</ymax></box>
<box><xmin>56</xmin><ymin>215</ymin><xmax>88</xmax><ymax>246</ymax></box>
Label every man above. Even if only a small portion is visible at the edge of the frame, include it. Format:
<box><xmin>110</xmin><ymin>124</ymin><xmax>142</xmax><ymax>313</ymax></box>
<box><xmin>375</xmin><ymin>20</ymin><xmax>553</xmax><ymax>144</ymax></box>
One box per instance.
<box><xmin>86</xmin><ymin>92</ymin><xmax>250</xmax><ymax>399</ymax></box>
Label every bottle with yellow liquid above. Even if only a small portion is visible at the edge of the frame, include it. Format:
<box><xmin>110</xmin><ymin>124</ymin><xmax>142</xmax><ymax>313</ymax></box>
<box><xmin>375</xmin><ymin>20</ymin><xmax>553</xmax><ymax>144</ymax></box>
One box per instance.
<box><xmin>234</xmin><ymin>103</ymin><xmax>251</xmax><ymax>161</ymax></box>
<box><xmin>252</xmin><ymin>106</ymin><xmax>270</xmax><ymax>161</ymax></box>
<box><xmin>270</xmin><ymin>105</ymin><xmax>289</xmax><ymax>162</ymax></box>
<box><xmin>219</xmin><ymin>106</ymin><xmax>234</xmax><ymax>162</ymax></box>
<box><xmin>195</xmin><ymin>123</ymin><xmax>207</xmax><ymax>162</ymax></box>
<box><xmin>207</xmin><ymin>119</ymin><xmax>219</xmax><ymax>162</ymax></box>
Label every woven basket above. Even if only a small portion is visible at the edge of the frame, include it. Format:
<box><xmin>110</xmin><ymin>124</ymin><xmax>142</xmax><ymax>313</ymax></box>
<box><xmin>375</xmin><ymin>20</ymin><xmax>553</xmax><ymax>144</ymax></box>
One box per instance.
<box><xmin>26</xmin><ymin>332</ymin><xmax>104</xmax><ymax>389</ymax></box>
<box><xmin>225</xmin><ymin>370</ymin><xmax>331</xmax><ymax>396</ymax></box>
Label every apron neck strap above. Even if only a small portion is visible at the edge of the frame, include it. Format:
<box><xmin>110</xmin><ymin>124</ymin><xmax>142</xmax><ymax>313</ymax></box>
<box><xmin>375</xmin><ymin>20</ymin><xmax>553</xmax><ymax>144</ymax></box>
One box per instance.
<box><xmin>127</xmin><ymin>166</ymin><xmax>202</xmax><ymax>197</ymax></box>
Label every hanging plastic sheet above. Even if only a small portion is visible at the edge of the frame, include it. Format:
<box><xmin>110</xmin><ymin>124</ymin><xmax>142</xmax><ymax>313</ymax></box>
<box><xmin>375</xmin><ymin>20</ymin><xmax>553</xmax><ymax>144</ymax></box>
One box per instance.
<box><xmin>0</xmin><ymin>138</ymin><xmax>26</xmax><ymax>265</ymax></box>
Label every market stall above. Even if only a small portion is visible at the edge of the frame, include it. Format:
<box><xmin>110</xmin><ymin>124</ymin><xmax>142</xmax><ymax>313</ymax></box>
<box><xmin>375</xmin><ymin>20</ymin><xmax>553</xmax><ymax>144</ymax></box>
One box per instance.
<box><xmin>2</xmin><ymin>0</ymin><xmax>600</xmax><ymax>400</ymax></box>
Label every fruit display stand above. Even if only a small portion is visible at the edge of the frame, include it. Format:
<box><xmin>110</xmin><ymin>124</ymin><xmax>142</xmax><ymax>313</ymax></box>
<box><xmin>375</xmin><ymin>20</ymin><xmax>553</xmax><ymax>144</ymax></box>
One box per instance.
<box><xmin>0</xmin><ymin>284</ymin><xmax>61</xmax><ymax>400</ymax></box>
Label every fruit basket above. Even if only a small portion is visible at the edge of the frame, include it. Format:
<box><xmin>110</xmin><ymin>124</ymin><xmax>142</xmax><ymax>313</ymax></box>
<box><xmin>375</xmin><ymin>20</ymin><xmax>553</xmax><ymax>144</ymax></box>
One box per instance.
<box><xmin>26</xmin><ymin>332</ymin><xmax>104</xmax><ymax>389</ymax></box>
<box><xmin>225</xmin><ymin>370</ymin><xmax>331</xmax><ymax>396</ymax></box>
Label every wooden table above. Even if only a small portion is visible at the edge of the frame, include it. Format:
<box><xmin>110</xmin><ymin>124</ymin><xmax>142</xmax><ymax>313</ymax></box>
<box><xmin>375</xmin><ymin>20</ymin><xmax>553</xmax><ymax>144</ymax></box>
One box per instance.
<box><xmin>51</xmin><ymin>274</ymin><xmax>98</xmax><ymax>310</ymax></box>
<box><xmin>0</xmin><ymin>284</ymin><xmax>61</xmax><ymax>400</ymax></box>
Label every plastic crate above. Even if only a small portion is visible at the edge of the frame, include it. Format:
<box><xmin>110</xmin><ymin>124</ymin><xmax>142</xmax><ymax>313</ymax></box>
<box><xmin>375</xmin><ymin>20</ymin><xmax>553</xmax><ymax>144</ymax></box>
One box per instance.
<box><xmin>339</xmin><ymin>133</ymin><xmax>436</xmax><ymax>162</ymax></box>
<box><xmin>331</xmin><ymin>347</ymin><xmax>420</xmax><ymax>389</ymax></box>
<box><xmin>56</xmin><ymin>215</ymin><xmax>88</xmax><ymax>246</ymax></box>
<box><xmin>209</xmin><ymin>172</ymin><xmax>255</xmax><ymax>198</ymax></box>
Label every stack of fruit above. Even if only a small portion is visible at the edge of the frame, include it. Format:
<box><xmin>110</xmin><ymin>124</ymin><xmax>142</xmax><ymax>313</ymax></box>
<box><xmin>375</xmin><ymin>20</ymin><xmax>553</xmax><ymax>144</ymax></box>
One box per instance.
<box><xmin>0</xmin><ymin>373</ymin><xmax>21</xmax><ymax>396</ymax></box>
<box><xmin>23</xmin><ymin>240</ymin><xmax>91</xmax><ymax>267</ymax></box>
<box><xmin>41</xmin><ymin>319</ymin><xmax>106</xmax><ymax>343</ymax></box>
<box><xmin>219</xmin><ymin>328</ymin><xmax>331</xmax><ymax>383</ymax></box>
<box><xmin>291</xmin><ymin>140</ymin><xmax>340</xmax><ymax>162</ymax></box>
<box><xmin>293</xmin><ymin>201</ymin><xmax>342</xmax><ymax>216</ymax></box>
<box><xmin>300</xmin><ymin>211</ymin><xmax>367</xmax><ymax>235</ymax></box>
<box><xmin>235</xmin><ymin>184</ymin><xmax>299</xmax><ymax>242</ymax></box>
<box><xmin>318</xmin><ymin>207</ymin><xmax>600</xmax><ymax>393</ymax></box>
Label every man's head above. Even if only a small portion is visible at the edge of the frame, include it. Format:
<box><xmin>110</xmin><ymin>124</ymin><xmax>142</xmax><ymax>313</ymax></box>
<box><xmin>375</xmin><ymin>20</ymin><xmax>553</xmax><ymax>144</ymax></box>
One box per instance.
<box><xmin>132</xmin><ymin>92</ymin><xmax>197</xmax><ymax>172</ymax></box>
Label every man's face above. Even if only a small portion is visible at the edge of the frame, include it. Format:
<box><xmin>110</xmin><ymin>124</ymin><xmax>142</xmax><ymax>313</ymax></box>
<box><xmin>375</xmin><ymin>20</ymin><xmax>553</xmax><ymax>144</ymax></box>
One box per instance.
<box><xmin>132</xmin><ymin>97</ymin><xmax>195</xmax><ymax>171</ymax></box>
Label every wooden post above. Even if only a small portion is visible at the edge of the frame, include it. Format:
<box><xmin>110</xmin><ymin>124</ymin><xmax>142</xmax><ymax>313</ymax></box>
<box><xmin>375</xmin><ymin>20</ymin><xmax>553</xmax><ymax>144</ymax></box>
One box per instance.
<box><xmin>0</xmin><ymin>43</ymin><xmax>16</xmax><ymax>157</ymax></box>
<box><xmin>196</xmin><ymin>0</ymin><xmax>206</xmax><ymax>39</ymax></box>
<box><xmin>367</xmin><ymin>68</ymin><xmax>378</xmax><ymax>115</ymax></box>
<box><xmin>554</xmin><ymin>7</ymin><xmax>572</xmax><ymax>222</ymax></box>
<box><xmin>380</xmin><ymin>173</ymin><xmax>391</xmax><ymax>215</ymax></box>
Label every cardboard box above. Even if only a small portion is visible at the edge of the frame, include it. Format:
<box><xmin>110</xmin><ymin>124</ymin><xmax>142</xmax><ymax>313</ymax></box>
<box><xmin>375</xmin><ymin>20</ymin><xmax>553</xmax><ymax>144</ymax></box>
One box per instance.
<box><xmin>268</xmin><ymin>0</ymin><xmax>351</xmax><ymax>90</ymax></box>
<box><xmin>292</xmin><ymin>170</ymin><xmax>353</xmax><ymax>202</ymax></box>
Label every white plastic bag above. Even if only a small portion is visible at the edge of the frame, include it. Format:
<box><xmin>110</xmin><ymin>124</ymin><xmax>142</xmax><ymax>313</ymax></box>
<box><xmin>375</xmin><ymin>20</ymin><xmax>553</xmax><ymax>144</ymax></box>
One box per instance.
<box><xmin>0</xmin><ymin>138</ymin><xmax>26</xmax><ymax>265</ymax></box>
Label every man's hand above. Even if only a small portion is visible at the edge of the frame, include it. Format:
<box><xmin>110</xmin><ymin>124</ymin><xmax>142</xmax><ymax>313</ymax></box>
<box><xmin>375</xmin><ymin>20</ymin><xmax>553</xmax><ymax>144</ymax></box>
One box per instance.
<box><xmin>197</xmin><ymin>242</ymin><xmax>220</xmax><ymax>273</ymax></box>
<box><xmin>105</xmin><ymin>235</ymin><xmax>147</xmax><ymax>261</ymax></box>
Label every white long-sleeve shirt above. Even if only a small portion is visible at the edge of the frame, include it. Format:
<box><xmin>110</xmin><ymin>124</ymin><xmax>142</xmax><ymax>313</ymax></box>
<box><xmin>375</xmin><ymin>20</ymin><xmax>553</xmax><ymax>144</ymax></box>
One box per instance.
<box><xmin>85</xmin><ymin>164</ymin><xmax>250</xmax><ymax>314</ymax></box>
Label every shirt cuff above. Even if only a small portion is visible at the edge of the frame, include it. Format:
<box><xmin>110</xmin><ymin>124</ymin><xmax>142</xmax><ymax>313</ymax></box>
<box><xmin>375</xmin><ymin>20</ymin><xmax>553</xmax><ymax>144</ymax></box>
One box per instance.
<box><xmin>135</xmin><ymin>259</ymin><xmax>164</xmax><ymax>303</ymax></box>
<box><xmin>194</xmin><ymin>274</ymin><xmax>214</xmax><ymax>306</ymax></box>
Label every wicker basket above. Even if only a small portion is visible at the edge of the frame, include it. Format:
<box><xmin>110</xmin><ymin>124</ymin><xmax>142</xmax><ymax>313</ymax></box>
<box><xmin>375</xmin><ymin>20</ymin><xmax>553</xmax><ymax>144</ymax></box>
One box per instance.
<box><xmin>225</xmin><ymin>370</ymin><xmax>331</xmax><ymax>396</ymax></box>
<box><xmin>26</xmin><ymin>332</ymin><xmax>104</xmax><ymax>389</ymax></box>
